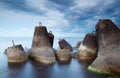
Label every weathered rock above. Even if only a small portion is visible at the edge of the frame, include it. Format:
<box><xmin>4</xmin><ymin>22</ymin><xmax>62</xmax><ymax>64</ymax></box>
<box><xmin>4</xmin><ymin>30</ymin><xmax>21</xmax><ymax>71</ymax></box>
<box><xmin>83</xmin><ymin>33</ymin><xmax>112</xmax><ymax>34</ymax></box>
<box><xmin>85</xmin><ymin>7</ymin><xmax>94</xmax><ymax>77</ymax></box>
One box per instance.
<box><xmin>29</xmin><ymin>26</ymin><xmax>56</xmax><ymax>64</ymax></box>
<box><xmin>88</xmin><ymin>19</ymin><xmax>120</xmax><ymax>75</ymax></box>
<box><xmin>76</xmin><ymin>41</ymin><xmax>82</xmax><ymax>48</ymax></box>
<box><xmin>56</xmin><ymin>49</ymin><xmax>71</xmax><ymax>62</ymax></box>
<box><xmin>56</xmin><ymin>39</ymin><xmax>72</xmax><ymax>62</ymax></box>
<box><xmin>31</xmin><ymin>26</ymin><xmax>51</xmax><ymax>48</ymax></box>
<box><xmin>48</xmin><ymin>31</ymin><xmax>54</xmax><ymax>47</ymax></box>
<box><xmin>76</xmin><ymin>33</ymin><xmax>98</xmax><ymax>60</ymax></box>
<box><xmin>29</xmin><ymin>46</ymin><xmax>56</xmax><ymax>64</ymax></box>
<box><xmin>58</xmin><ymin>39</ymin><xmax>73</xmax><ymax>51</ymax></box>
<box><xmin>5</xmin><ymin>44</ymin><xmax>28</xmax><ymax>62</ymax></box>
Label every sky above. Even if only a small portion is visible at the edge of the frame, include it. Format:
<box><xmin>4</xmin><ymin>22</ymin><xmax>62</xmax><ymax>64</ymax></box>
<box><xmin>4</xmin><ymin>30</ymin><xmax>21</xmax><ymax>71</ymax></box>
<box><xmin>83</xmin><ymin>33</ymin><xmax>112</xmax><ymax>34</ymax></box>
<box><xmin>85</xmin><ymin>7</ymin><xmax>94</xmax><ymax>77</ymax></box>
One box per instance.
<box><xmin>0</xmin><ymin>0</ymin><xmax>120</xmax><ymax>37</ymax></box>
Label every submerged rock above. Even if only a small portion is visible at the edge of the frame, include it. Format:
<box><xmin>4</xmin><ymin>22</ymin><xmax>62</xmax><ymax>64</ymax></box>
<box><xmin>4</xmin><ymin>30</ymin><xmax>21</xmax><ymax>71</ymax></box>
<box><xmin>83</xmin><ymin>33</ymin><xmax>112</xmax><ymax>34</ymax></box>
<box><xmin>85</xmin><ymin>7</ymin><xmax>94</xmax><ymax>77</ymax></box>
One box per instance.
<box><xmin>5</xmin><ymin>44</ymin><xmax>28</xmax><ymax>62</ymax></box>
<box><xmin>88</xmin><ymin>19</ymin><xmax>120</xmax><ymax>75</ymax></box>
<box><xmin>29</xmin><ymin>26</ymin><xmax>56</xmax><ymax>64</ymax></box>
<box><xmin>75</xmin><ymin>33</ymin><xmax>98</xmax><ymax>60</ymax></box>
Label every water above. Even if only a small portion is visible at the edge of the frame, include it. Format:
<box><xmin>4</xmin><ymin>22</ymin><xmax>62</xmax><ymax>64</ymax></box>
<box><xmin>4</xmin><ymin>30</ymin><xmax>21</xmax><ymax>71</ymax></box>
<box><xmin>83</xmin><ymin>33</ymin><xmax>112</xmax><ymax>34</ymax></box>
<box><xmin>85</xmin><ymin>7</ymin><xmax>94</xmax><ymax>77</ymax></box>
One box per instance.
<box><xmin>0</xmin><ymin>37</ymin><xmax>107</xmax><ymax>78</ymax></box>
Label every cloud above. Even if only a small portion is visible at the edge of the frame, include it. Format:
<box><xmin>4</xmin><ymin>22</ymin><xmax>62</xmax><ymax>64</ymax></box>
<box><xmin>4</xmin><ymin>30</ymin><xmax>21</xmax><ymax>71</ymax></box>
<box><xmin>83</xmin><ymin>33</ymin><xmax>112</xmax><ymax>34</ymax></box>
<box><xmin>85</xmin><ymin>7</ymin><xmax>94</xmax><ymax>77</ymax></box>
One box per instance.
<box><xmin>49</xmin><ymin>0</ymin><xmax>74</xmax><ymax>6</ymax></box>
<box><xmin>0</xmin><ymin>0</ymin><xmax>120</xmax><ymax>37</ymax></box>
<box><xmin>0</xmin><ymin>0</ymin><xmax>44</xmax><ymax>15</ymax></box>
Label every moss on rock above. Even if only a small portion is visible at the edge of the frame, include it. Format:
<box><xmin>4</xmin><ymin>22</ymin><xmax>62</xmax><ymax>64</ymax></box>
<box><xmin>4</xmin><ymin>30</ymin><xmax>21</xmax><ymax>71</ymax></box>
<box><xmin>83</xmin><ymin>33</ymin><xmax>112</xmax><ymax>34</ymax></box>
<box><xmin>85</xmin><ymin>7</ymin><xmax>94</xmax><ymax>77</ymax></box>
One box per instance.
<box><xmin>88</xmin><ymin>66</ymin><xmax>114</xmax><ymax>75</ymax></box>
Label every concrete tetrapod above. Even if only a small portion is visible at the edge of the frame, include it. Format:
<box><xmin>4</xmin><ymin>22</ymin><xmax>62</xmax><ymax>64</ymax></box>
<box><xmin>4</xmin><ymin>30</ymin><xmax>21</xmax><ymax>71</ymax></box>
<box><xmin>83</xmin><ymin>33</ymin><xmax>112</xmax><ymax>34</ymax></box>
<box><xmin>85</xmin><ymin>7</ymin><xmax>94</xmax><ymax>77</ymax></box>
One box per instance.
<box><xmin>56</xmin><ymin>39</ymin><xmax>72</xmax><ymax>62</ymax></box>
<box><xmin>75</xmin><ymin>33</ymin><xmax>98</xmax><ymax>60</ymax></box>
<box><xmin>29</xmin><ymin>26</ymin><xmax>56</xmax><ymax>64</ymax></box>
<box><xmin>5</xmin><ymin>44</ymin><xmax>28</xmax><ymax>62</ymax></box>
<box><xmin>58</xmin><ymin>39</ymin><xmax>73</xmax><ymax>51</ymax></box>
<box><xmin>88</xmin><ymin>19</ymin><xmax>120</xmax><ymax>75</ymax></box>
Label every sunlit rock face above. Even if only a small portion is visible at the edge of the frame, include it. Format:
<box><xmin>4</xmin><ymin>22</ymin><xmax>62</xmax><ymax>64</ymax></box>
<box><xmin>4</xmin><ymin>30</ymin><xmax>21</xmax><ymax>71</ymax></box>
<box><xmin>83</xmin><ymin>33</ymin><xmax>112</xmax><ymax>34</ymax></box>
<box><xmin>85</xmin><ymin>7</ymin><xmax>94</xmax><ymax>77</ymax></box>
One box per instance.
<box><xmin>29</xmin><ymin>26</ymin><xmax>56</xmax><ymax>64</ymax></box>
<box><xmin>88</xmin><ymin>19</ymin><xmax>120</xmax><ymax>75</ymax></box>
<box><xmin>30</xmin><ymin>46</ymin><xmax>56</xmax><ymax>64</ymax></box>
<box><xmin>56</xmin><ymin>49</ymin><xmax>71</xmax><ymax>62</ymax></box>
<box><xmin>5</xmin><ymin>44</ymin><xmax>28</xmax><ymax>62</ymax></box>
<box><xmin>56</xmin><ymin>39</ymin><xmax>72</xmax><ymax>62</ymax></box>
<box><xmin>76</xmin><ymin>33</ymin><xmax>98</xmax><ymax>60</ymax></box>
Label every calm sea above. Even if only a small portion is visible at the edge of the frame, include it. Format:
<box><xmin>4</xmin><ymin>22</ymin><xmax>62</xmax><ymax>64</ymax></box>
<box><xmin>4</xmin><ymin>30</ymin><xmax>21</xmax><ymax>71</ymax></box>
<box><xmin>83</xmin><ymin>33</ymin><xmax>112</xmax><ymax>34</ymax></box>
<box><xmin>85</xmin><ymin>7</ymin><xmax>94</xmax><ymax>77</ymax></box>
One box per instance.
<box><xmin>0</xmin><ymin>37</ymin><xmax>108</xmax><ymax>78</ymax></box>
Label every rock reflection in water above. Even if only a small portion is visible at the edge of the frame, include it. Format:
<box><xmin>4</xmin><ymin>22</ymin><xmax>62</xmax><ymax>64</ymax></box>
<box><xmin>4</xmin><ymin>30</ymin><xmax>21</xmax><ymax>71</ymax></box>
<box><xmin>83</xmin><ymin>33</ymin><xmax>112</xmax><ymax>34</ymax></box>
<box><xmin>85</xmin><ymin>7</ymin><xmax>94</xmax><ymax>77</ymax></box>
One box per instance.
<box><xmin>1</xmin><ymin>58</ymin><xmax>107</xmax><ymax>78</ymax></box>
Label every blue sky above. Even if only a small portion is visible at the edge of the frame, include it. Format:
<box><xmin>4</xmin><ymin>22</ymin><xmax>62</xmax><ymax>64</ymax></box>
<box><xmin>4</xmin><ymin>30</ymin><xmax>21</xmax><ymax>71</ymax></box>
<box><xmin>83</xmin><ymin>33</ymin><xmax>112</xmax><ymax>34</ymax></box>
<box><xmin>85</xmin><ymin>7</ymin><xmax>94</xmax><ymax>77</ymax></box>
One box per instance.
<box><xmin>0</xmin><ymin>0</ymin><xmax>120</xmax><ymax>37</ymax></box>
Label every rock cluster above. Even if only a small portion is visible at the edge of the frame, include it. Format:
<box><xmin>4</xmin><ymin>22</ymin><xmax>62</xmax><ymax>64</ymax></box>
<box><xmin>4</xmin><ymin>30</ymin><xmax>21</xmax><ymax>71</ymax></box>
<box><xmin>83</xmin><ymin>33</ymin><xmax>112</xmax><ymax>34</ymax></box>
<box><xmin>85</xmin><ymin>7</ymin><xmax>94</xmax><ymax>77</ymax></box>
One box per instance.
<box><xmin>4</xmin><ymin>19</ymin><xmax>120</xmax><ymax>76</ymax></box>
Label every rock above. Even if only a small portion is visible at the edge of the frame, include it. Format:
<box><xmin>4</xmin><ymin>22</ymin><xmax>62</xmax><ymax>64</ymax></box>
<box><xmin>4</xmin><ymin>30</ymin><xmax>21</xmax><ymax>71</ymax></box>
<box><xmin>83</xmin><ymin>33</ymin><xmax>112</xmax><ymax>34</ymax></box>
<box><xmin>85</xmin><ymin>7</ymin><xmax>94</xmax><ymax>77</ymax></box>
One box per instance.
<box><xmin>56</xmin><ymin>39</ymin><xmax>72</xmax><ymax>62</ymax></box>
<box><xmin>31</xmin><ymin>26</ymin><xmax>51</xmax><ymax>47</ymax></box>
<box><xmin>76</xmin><ymin>41</ymin><xmax>82</xmax><ymax>48</ymax></box>
<box><xmin>76</xmin><ymin>33</ymin><xmax>98</xmax><ymax>60</ymax></box>
<box><xmin>48</xmin><ymin>31</ymin><xmax>54</xmax><ymax>47</ymax></box>
<box><xmin>5</xmin><ymin>44</ymin><xmax>28</xmax><ymax>62</ymax></box>
<box><xmin>56</xmin><ymin>49</ymin><xmax>71</xmax><ymax>62</ymax></box>
<box><xmin>29</xmin><ymin>46</ymin><xmax>56</xmax><ymax>64</ymax></box>
<box><xmin>88</xmin><ymin>19</ymin><xmax>120</xmax><ymax>75</ymax></box>
<box><xmin>29</xmin><ymin>26</ymin><xmax>56</xmax><ymax>64</ymax></box>
<box><xmin>58</xmin><ymin>39</ymin><xmax>73</xmax><ymax>51</ymax></box>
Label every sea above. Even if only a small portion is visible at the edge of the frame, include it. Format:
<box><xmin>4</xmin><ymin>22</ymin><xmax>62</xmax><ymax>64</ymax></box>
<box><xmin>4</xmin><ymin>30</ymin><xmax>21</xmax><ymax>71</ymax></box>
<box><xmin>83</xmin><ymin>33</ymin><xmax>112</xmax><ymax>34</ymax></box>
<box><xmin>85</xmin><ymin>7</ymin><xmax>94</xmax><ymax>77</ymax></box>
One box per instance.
<box><xmin>0</xmin><ymin>37</ymin><xmax>109</xmax><ymax>78</ymax></box>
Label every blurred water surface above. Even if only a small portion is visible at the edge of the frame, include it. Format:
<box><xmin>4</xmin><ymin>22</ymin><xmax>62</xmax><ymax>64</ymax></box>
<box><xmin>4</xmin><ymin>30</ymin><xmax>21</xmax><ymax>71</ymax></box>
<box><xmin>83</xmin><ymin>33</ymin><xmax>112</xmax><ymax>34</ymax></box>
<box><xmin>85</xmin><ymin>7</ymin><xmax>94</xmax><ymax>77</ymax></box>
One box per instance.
<box><xmin>0</xmin><ymin>37</ymin><xmax>107</xmax><ymax>78</ymax></box>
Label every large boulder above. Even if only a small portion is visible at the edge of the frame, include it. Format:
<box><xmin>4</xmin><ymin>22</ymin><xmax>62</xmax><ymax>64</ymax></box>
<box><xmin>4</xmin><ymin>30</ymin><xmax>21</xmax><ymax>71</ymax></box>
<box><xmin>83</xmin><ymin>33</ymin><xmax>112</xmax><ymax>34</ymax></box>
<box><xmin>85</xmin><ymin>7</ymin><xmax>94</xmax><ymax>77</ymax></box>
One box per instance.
<box><xmin>29</xmin><ymin>26</ymin><xmax>56</xmax><ymax>64</ymax></box>
<box><xmin>75</xmin><ymin>33</ymin><xmax>98</xmax><ymax>60</ymax></box>
<box><xmin>5</xmin><ymin>44</ymin><xmax>28</xmax><ymax>62</ymax></box>
<box><xmin>88</xmin><ymin>19</ymin><xmax>120</xmax><ymax>75</ymax></box>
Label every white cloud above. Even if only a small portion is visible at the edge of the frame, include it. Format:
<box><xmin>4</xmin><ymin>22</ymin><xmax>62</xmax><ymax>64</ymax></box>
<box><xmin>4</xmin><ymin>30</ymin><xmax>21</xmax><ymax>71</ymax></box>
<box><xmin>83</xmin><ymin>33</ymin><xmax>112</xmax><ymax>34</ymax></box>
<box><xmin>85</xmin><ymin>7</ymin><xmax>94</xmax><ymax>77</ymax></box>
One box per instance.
<box><xmin>0</xmin><ymin>0</ymin><xmax>120</xmax><ymax>37</ymax></box>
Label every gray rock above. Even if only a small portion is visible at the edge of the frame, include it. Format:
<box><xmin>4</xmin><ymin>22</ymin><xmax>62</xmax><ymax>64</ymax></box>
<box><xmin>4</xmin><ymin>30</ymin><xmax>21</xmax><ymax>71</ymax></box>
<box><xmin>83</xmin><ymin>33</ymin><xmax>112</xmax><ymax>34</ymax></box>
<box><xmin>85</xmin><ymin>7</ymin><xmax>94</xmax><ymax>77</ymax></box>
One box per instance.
<box><xmin>30</xmin><ymin>26</ymin><xmax>56</xmax><ymax>64</ymax></box>
<box><xmin>5</xmin><ymin>44</ymin><xmax>28</xmax><ymax>62</ymax></box>
<box><xmin>89</xmin><ymin>19</ymin><xmax>120</xmax><ymax>75</ymax></box>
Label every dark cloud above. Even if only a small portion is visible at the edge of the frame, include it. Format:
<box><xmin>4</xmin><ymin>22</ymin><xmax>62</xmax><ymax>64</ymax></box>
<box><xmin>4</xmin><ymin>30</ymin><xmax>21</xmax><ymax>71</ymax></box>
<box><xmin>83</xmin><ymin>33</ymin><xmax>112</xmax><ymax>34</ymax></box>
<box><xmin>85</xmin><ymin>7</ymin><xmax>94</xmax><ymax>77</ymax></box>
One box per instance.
<box><xmin>49</xmin><ymin>0</ymin><xmax>74</xmax><ymax>6</ymax></box>
<box><xmin>0</xmin><ymin>0</ymin><xmax>120</xmax><ymax>28</ymax></box>
<box><xmin>64</xmin><ymin>0</ymin><xmax>120</xmax><ymax>25</ymax></box>
<box><xmin>0</xmin><ymin>0</ymin><xmax>44</xmax><ymax>15</ymax></box>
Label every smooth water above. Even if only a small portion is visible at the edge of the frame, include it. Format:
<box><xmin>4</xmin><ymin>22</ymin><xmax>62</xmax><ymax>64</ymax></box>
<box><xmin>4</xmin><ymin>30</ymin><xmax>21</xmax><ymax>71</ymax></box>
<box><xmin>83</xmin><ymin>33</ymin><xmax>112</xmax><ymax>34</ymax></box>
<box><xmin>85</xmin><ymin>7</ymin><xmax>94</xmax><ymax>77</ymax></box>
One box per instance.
<box><xmin>0</xmin><ymin>37</ymin><xmax>107</xmax><ymax>78</ymax></box>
